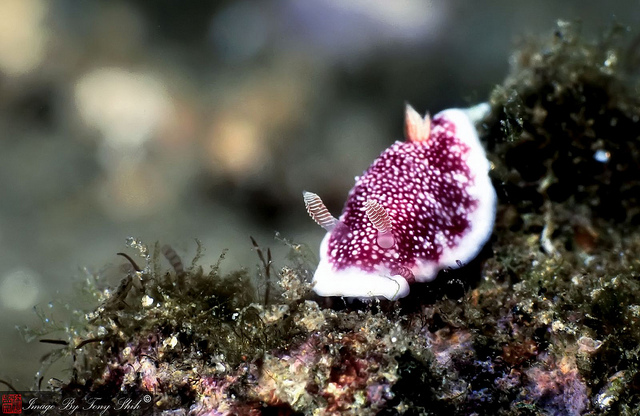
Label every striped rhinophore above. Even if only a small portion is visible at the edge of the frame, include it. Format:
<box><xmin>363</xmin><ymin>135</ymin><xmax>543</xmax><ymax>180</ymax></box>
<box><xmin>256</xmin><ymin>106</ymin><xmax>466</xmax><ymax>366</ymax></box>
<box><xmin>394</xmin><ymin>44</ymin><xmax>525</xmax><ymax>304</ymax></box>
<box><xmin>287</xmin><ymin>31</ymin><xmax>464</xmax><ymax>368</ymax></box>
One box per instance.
<box><xmin>364</xmin><ymin>200</ymin><xmax>392</xmax><ymax>233</ymax></box>
<box><xmin>303</xmin><ymin>191</ymin><xmax>337</xmax><ymax>231</ymax></box>
<box><xmin>364</xmin><ymin>199</ymin><xmax>395</xmax><ymax>249</ymax></box>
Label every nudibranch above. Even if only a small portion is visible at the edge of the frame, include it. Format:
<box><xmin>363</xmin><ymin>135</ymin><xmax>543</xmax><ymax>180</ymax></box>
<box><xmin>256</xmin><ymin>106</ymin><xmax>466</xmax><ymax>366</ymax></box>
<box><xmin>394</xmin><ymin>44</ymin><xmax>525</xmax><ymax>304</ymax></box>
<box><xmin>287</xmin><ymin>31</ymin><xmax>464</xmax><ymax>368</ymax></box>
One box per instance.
<box><xmin>304</xmin><ymin>104</ymin><xmax>496</xmax><ymax>300</ymax></box>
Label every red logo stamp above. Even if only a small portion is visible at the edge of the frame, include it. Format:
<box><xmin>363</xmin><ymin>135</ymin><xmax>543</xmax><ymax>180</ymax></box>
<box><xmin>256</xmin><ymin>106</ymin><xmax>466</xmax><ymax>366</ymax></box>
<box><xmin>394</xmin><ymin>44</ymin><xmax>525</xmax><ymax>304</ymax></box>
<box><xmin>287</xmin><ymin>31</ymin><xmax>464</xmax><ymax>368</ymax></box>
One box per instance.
<box><xmin>2</xmin><ymin>394</ymin><xmax>22</xmax><ymax>414</ymax></box>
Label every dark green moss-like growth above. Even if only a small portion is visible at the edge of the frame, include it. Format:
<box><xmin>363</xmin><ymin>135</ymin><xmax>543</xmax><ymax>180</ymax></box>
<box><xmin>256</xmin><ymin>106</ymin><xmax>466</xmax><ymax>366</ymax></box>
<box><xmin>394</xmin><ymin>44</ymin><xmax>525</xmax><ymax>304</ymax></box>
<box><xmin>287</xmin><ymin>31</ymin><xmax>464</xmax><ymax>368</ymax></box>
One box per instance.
<box><xmin>485</xmin><ymin>21</ymin><xmax>640</xmax><ymax>223</ymax></box>
<box><xmin>476</xmin><ymin>20</ymin><xmax>640</xmax><ymax>415</ymax></box>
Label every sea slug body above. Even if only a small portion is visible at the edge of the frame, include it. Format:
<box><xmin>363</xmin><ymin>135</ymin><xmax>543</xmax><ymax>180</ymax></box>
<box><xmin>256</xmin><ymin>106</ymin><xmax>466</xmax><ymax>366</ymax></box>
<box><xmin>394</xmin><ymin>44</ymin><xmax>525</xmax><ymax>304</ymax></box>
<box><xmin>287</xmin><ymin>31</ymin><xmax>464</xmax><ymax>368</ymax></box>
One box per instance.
<box><xmin>304</xmin><ymin>104</ymin><xmax>496</xmax><ymax>300</ymax></box>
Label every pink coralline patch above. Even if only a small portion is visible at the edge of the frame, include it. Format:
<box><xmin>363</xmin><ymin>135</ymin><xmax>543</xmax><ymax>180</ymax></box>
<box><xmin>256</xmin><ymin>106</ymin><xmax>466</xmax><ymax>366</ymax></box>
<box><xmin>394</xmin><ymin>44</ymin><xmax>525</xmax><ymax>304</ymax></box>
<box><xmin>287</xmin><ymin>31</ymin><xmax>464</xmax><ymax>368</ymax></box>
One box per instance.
<box><xmin>306</xmin><ymin>105</ymin><xmax>496</xmax><ymax>299</ymax></box>
<box><xmin>425</xmin><ymin>327</ymin><xmax>474</xmax><ymax>367</ymax></box>
<box><xmin>525</xmin><ymin>355</ymin><xmax>589</xmax><ymax>416</ymax></box>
